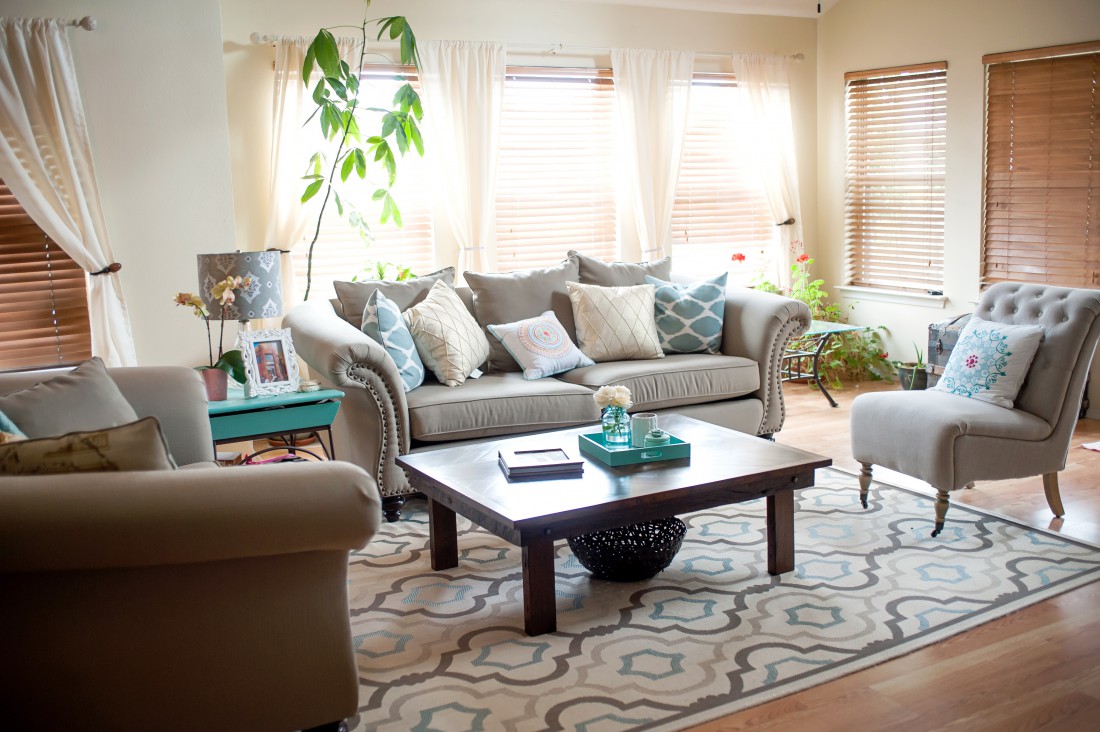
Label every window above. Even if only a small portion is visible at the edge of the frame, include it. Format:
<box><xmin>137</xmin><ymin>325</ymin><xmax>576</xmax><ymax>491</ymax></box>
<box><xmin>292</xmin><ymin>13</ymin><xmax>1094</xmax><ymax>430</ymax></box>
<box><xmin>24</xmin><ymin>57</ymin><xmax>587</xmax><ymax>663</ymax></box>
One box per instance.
<box><xmin>671</xmin><ymin>73</ymin><xmax>779</xmax><ymax>285</ymax></box>
<box><xmin>982</xmin><ymin>41</ymin><xmax>1100</xmax><ymax>288</ymax></box>
<box><xmin>292</xmin><ymin>66</ymin><xmax>435</xmax><ymax>301</ymax></box>
<box><xmin>0</xmin><ymin>178</ymin><xmax>92</xmax><ymax>371</ymax></box>
<box><xmin>844</xmin><ymin>62</ymin><xmax>947</xmax><ymax>293</ymax></box>
<box><xmin>494</xmin><ymin>67</ymin><xmax>618</xmax><ymax>272</ymax></box>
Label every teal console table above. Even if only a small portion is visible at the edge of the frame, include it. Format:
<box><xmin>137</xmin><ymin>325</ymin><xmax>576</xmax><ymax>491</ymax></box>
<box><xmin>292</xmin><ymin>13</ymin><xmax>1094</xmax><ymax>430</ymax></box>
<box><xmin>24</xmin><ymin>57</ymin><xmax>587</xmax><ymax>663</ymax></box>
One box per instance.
<box><xmin>207</xmin><ymin>389</ymin><xmax>344</xmax><ymax>460</ymax></box>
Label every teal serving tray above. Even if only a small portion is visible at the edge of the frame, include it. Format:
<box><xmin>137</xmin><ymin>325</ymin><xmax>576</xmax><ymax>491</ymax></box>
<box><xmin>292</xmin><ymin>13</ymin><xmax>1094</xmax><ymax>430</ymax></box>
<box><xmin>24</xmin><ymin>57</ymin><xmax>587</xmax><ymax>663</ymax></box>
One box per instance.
<box><xmin>578</xmin><ymin>432</ymin><xmax>691</xmax><ymax>467</ymax></box>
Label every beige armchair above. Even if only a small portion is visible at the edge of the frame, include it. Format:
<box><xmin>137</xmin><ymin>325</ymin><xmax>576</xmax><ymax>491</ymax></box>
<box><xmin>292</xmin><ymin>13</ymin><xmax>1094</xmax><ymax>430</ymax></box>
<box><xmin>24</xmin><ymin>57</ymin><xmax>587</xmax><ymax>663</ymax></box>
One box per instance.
<box><xmin>851</xmin><ymin>282</ymin><xmax>1100</xmax><ymax>537</ymax></box>
<box><xmin>0</xmin><ymin>366</ymin><xmax>381</xmax><ymax>732</ymax></box>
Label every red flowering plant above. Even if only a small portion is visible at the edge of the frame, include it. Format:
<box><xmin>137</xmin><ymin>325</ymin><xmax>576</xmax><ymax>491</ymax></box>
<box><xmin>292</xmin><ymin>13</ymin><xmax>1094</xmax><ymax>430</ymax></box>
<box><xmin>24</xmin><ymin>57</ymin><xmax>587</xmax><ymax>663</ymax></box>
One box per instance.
<box><xmin>732</xmin><ymin>241</ymin><xmax>893</xmax><ymax>387</ymax></box>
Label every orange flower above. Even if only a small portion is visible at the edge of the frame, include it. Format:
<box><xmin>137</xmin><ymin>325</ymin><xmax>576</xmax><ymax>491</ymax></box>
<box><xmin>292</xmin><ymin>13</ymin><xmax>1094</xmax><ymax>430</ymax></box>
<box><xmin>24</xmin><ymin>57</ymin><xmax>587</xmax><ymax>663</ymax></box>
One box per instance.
<box><xmin>731</xmin><ymin>252</ymin><xmax>747</xmax><ymax>263</ymax></box>
<box><xmin>796</xmin><ymin>253</ymin><xmax>810</xmax><ymax>264</ymax></box>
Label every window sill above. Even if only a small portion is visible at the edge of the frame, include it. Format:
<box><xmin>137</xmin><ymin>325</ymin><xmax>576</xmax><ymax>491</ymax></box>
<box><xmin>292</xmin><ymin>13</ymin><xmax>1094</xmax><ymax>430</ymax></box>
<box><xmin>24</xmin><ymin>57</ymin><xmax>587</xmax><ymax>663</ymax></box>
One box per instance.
<box><xmin>834</xmin><ymin>286</ymin><xmax>948</xmax><ymax>309</ymax></box>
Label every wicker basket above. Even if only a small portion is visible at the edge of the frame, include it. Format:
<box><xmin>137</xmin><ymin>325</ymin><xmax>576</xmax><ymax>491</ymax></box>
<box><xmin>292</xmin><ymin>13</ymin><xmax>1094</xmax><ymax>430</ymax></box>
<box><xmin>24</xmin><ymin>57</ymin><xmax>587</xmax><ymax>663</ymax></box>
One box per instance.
<box><xmin>568</xmin><ymin>517</ymin><xmax>687</xmax><ymax>582</ymax></box>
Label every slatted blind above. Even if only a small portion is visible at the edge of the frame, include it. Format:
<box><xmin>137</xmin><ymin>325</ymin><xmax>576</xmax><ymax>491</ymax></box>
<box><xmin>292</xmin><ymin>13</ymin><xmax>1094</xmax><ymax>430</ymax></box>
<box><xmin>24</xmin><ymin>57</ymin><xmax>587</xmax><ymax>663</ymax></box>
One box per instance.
<box><xmin>982</xmin><ymin>42</ymin><xmax>1100</xmax><ymax>288</ymax></box>
<box><xmin>293</xmin><ymin>66</ymin><xmax>435</xmax><ymax>301</ymax></box>
<box><xmin>494</xmin><ymin>67</ymin><xmax>618</xmax><ymax>272</ymax></box>
<box><xmin>844</xmin><ymin>62</ymin><xmax>947</xmax><ymax>292</ymax></box>
<box><xmin>0</xmin><ymin>179</ymin><xmax>92</xmax><ymax>372</ymax></box>
<box><xmin>671</xmin><ymin>74</ymin><xmax>778</xmax><ymax>286</ymax></box>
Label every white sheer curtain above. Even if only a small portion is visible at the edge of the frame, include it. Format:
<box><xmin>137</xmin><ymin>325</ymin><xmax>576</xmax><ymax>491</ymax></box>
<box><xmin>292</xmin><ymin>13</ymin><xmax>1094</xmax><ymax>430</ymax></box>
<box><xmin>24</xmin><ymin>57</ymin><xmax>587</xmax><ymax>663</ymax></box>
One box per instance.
<box><xmin>263</xmin><ymin>35</ymin><xmax>356</xmax><ymax>307</ymax></box>
<box><xmin>732</xmin><ymin>53</ymin><xmax>803</xmax><ymax>290</ymax></box>
<box><xmin>0</xmin><ymin>18</ymin><xmax>136</xmax><ymax>366</ymax></box>
<box><xmin>418</xmin><ymin>40</ymin><xmax>506</xmax><ymax>273</ymax></box>
<box><xmin>611</xmin><ymin>48</ymin><xmax>694</xmax><ymax>262</ymax></box>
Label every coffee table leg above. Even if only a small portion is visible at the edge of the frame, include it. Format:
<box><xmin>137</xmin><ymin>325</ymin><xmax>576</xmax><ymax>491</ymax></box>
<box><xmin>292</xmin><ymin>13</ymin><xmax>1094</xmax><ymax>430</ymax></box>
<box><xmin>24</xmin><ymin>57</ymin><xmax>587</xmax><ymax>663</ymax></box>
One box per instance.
<box><xmin>428</xmin><ymin>498</ymin><xmax>459</xmax><ymax>571</ymax></box>
<box><xmin>767</xmin><ymin>489</ymin><xmax>795</xmax><ymax>575</ymax></box>
<box><xmin>522</xmin><ymin>537</ymin><xmax>557</xmax><ymax>636</ymax></box>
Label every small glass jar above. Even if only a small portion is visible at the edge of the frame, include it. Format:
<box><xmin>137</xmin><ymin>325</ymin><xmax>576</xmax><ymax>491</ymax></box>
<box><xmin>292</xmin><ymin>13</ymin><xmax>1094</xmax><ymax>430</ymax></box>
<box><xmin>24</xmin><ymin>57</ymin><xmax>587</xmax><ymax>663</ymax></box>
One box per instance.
<box><xmin>644</xmin><ymin>429</ymin><xmax>671</xmax><ymax>447</ymax></box>
<box><xmin>601</xmin><ymin>405</ymin><xmax>632</xmax><ymax>447</ymax></box>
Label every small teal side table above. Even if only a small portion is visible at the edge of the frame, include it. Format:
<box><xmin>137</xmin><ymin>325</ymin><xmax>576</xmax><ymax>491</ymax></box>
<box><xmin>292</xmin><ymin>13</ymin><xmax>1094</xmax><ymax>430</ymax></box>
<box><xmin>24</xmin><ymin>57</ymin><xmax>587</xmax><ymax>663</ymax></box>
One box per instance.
<box><xmin>207</xmin><ymin>389</ymin><xmax>344</xmax><ymax>460</ymax></box>
<box><xmin>781</xmin><ymin>320</ymin><xmax>867</xmax><ymax>408</ymax></box>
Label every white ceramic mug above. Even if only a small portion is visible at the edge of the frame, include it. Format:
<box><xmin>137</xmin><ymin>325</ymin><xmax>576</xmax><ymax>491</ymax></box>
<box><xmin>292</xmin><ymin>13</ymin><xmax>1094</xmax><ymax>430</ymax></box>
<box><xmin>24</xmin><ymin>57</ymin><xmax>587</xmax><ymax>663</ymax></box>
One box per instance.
<box><xmin>631</xmin><ymin>413</ymin><xmax>658</xmax><ymax>447</ymax></box>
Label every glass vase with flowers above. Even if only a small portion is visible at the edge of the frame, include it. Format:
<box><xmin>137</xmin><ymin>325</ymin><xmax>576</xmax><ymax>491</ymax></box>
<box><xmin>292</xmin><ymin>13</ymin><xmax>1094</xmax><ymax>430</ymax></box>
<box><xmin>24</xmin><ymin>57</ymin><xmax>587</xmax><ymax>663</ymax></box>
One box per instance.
<box><xmin>594</xmin><ymin>384</ymin><xmax>633</xmax><ymax>447</ymax></box>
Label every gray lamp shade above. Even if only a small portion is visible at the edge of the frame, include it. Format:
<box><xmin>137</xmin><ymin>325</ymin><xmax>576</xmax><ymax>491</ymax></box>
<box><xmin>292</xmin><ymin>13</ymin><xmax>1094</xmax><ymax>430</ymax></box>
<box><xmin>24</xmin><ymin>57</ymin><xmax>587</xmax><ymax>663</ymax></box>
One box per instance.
<box><xmin>196</xmin><ymin>251</ymin><xmax>283</xmax><ymax>321</ymax></box>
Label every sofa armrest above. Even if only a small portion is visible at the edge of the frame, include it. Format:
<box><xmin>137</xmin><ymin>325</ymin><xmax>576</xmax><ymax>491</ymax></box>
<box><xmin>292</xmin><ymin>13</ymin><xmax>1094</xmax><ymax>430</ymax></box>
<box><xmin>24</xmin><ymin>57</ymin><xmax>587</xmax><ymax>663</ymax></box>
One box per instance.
<box><xmin>720</xmin><ymin>287</ymin><xmax>811</xmax><ymax>435</ymax></box>
<box><xmin>109</xmin><ymin>366</ymin><xmax>214</xmax><ymax>466</ymax></box>
<box><xmin>0</xmin><ymin>461</ymin><xmax>380</xmax><ymax>573</ymax></box>
<box><xmin>285</xmin><ymin>298</ymin><xmax>411</xmax><ymax>496</ymax></box>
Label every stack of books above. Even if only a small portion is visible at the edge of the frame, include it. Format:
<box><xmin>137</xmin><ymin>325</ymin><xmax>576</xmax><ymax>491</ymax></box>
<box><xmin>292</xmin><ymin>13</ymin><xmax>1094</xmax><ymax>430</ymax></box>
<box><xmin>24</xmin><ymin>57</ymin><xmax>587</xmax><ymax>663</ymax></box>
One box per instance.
<box><xmin>497</xmin><ymin>446</ymin><xmax>584</xmax><ymax>480</ymax></box>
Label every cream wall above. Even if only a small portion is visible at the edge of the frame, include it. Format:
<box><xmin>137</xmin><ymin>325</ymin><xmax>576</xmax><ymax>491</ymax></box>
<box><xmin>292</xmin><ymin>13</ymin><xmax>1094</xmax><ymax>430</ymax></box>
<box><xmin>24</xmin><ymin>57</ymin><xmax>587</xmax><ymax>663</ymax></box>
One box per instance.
<box><xmin>816</xmin><ymin>0</ymin><xmax>1100</xmax><ymax>415</ymax></box>
<box><xmin>219</xmin><ymin>0</ymin><xmax>818</xmax><ymax>284</ymax></box>
<box><xmin>3</xmin><ymin>0</ymin><xmax>238</xmax><ymax>369</ymax></box>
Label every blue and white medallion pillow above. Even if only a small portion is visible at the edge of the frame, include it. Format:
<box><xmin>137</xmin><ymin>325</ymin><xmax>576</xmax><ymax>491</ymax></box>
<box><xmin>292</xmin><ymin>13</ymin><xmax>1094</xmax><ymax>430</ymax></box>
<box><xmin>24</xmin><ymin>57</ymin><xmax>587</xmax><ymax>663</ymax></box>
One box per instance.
<box><xmin>487</xmin><ymin>311</ymin><xmax>595</xmax><ymax>380</ymax></box>
<box><xmin>644</xmin><ymin>273</ymin><xmax>728</xmax><ymax>354</ymax></box>
<box><xmin>361</xmin><ymin>289</ymin><xmax>425</xmax><ymax>393</ymax></box>
<box><xmin>930</xmin><ymin>316</ymin><xmax>1044</xmax><ymax>409</ymax></box>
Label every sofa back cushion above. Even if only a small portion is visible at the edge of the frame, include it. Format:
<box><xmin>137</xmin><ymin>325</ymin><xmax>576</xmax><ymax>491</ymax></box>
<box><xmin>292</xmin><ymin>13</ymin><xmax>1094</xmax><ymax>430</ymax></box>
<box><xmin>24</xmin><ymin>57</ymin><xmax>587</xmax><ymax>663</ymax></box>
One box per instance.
<box><xmin>570</xmin><ymin>250</ymin><xmax>672</xmax><ymax>286</ymax></box>
<box><xmin>464</xmin><ymin>256</ymin><xmax>581</xmax><ymax>373</ymax></box>
<box><xmin>334</xmin><ymin>267</ymin><xmax>455</xmax><ymax>330</ymax></box>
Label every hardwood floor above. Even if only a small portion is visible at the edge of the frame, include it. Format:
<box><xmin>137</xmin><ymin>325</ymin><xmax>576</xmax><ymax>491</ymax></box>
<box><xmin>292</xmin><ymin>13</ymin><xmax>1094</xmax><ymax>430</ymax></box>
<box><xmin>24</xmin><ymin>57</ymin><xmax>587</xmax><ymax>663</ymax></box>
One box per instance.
<box><xmin>686</xmin><ymin>380</ymin><xmax>1100</xmax><ymax>732</ymax></box>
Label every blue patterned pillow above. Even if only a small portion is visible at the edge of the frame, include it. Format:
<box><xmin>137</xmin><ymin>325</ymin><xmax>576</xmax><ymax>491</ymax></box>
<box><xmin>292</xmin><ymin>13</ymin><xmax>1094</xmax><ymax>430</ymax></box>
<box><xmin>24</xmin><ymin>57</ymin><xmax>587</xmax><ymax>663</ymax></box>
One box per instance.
<box><xmin>362</xmin><ymin>290</ymin><xmax>425</xmax><ymax>392</ymax></box>
<box><xmin>645</xmin><ymin>273</ymin><xmax>727</xmax><ymax>354</ymax></box>
<box><xmin>0</xmin><ymin>408</ymin><xmax>26</xmax><ymax>444</ymax></box>
<box><xmin>487</xmin><ymin>311</ymin><xmax>594</xmax><ymax>380</ymax></box>
<box><xmin>930</xmin><ymin>316</ymin><xmax>1043</xmax><ymax>409</ymax></box>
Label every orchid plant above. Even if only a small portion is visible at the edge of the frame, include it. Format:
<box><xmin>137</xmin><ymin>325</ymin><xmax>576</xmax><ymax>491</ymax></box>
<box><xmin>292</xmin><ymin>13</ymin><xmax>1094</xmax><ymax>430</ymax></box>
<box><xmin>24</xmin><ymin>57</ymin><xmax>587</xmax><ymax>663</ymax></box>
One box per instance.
<box><xmin>173</xmin><ymin>275</ymin><xmax>251</xmax><ymax>383</ymax></box>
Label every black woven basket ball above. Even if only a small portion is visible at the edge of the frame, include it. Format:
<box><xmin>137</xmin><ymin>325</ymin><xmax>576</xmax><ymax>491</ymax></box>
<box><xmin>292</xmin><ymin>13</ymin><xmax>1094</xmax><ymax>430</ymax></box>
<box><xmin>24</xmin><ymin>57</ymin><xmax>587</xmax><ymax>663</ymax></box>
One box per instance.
<box><xmin>568</xmin><ymin>517</ymin><xmax>687</xmax><ymax>582</ymax></box>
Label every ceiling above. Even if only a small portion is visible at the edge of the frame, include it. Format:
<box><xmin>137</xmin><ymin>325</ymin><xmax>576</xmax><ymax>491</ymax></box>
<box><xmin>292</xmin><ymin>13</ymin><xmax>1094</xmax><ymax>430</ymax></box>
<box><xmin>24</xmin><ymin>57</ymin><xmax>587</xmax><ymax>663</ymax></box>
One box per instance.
<box><xmin>547</xmin><ymin>0</ymin><xmax>841</xmax><ymax>18</ymax></box>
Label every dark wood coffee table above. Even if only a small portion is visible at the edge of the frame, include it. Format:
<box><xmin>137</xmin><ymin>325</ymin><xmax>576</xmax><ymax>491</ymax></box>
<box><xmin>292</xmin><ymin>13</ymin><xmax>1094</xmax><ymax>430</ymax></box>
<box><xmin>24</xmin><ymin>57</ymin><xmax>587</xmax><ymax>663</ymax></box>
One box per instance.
<box><xmin>396</xmin><ymin>414</ymin><xmax>831</xmax><ymax>635</ymax></box>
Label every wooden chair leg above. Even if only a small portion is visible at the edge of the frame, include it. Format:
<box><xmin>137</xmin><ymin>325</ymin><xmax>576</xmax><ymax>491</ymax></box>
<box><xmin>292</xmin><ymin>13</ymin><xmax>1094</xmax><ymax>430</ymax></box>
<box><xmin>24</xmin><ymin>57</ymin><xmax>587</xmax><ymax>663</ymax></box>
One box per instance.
<box><xmin>302</xmin><ymin>721</ymin><xmax>347</xmax><ymax>732</ymax></box>
<box><xmin>932</xmin><ymin>489</ymin><xmax>950</xmax><ymax>537</ymax></box>
<box><xmin>964</xmin><ymin>482</ymin><xmax>975</xmax><ymax>489</ymax></box>
<box><xmin>1043</xmin><ymin>472</ymin><xmax>1065</xmax><ymax>518</ymax></box>
<box><xmin>858</xmin><ymin>462</ymin><xmax>872</xmax><ymax>509</ymax></box>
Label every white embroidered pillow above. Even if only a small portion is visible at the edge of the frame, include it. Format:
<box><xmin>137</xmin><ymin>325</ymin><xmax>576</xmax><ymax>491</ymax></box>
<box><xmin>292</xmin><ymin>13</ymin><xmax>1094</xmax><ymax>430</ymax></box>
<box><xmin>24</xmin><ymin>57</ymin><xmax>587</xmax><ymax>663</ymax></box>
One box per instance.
<box><xmin>487</xmin><ymin>311</ymin><xmax>595</xmax><ymax>380</ymax></box>
<box><xmin>930</xmin><ymin>316</ymin><xmax>1044</xmax><ymax>409</ymax></box>
<box><xmin>403</xmin><ymin>280</ymin><xmax>491</xmax><ymax>387</ymax></box>
<box><xmin>566</xmin><ymin>281</ymin><xmax>663</xmax><ymax>362</ymax></box>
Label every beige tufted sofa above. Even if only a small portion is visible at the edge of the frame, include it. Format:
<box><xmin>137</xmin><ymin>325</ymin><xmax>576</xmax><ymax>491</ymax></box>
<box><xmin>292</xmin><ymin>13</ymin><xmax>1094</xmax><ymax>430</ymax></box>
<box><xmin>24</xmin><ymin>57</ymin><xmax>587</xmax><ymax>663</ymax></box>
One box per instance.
<box><xmin>287</xmin><ymin>261</ymin><xmax>811</xmax><ymax>521</ymax></box>
<box><xmin>852</xmin><ymin>281</ymin><xmax>1100</xmax><ymax>536</ymax></box>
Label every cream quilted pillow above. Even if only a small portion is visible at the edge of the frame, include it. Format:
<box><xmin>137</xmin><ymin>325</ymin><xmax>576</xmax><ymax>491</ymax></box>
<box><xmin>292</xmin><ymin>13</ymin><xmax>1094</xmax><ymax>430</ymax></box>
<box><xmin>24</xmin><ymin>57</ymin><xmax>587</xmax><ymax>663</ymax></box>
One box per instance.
<box><xmin>566</xmin><ymin>281</ymin><xmax>664</xmax><ymax>362</ymax></box>
<box><xmin>403</xmin><ymin>280</ymin><xmax>491</xmax><ymax>387</ymax></box>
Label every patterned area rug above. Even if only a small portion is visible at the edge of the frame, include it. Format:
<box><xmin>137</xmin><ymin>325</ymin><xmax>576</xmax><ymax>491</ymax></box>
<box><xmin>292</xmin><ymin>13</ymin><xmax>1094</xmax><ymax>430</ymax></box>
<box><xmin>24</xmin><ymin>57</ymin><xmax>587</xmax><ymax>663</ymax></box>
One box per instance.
<box><xmin>345</xmin><ymin>468</ymin><xmax>1100</xmax><ymax>731</ymax></box>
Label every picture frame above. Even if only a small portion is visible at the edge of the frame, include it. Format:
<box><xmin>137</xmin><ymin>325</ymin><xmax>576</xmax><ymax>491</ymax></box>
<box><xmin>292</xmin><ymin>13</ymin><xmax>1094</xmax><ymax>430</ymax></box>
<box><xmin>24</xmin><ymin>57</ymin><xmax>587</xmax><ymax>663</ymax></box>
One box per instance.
<box><xmin>240</xmin><ymin>328</ymin><xmax>300</xmax><ymax>397</ymax></box>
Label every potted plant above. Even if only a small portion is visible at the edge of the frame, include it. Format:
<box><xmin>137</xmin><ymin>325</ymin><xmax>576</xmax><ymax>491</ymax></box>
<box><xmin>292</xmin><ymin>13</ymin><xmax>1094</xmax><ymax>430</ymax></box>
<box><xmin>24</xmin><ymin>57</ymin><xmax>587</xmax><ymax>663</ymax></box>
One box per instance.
<box><xmin>298</xmin><ymin>5</ymin><xmax>424</xmax><ymax>299</ymax></box>
<box><xmin>893</xmin><ymin>344</ymin><xmax>928</xmax><ymax>390</ymax></box>
<box><xmin>173</xmin><ymin>276</ymin><xmax>250</xmax><ymax>400</ymax></box>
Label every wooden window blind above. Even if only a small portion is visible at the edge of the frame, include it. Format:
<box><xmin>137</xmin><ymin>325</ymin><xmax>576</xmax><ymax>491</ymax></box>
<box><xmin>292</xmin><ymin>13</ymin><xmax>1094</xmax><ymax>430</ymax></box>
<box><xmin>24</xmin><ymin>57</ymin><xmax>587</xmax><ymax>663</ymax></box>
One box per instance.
<box><xmin>293</xmin><ymin>66</ymin><xmax>434</xmax><ymax>301</ymax></box>
<box><xmin>844</xmin><ymin>62</ymin><xmax>947</xmax><ymax>293</ymax></box>
<box><xmin>0</xmin><ymin>179</ymin><xmax>92</xmax><ymax>372</ymax></box>
<box><xmin>494</xmin><ymin>67</ymin><xmax>618</xmax><ymax>272</ymax></box>
<box><xmin>671</xmin><ymin>73</ymin><xmax>778</xmax><ymax>286</ymax></box>
<box><xmin>982</xmin><ymin>41</ymin><xmax>1100</xmax><ymax>288</ymax></box>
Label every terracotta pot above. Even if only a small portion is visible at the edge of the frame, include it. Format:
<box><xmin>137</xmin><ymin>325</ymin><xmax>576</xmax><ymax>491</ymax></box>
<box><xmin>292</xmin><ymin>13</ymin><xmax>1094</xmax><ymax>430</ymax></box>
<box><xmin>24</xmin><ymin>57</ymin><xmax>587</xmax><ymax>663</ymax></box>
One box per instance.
<box><xmin>200</xmin><ymin>368</ymin><xmax>229</xmax><ymax>401</ymax></box>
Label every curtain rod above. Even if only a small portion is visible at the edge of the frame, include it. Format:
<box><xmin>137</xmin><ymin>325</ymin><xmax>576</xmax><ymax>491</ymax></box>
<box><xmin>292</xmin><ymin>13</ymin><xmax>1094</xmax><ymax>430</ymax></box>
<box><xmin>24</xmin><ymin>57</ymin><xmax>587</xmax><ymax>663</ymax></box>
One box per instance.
<box><xmin>66</xmin><ymin>16</ymin><xmax>96</xmax><ymax>31</ymax></box>
<box><xmin>248</xmin><ymin>33</ymin><xmax>804</xmax><ymax>61</ymax></box>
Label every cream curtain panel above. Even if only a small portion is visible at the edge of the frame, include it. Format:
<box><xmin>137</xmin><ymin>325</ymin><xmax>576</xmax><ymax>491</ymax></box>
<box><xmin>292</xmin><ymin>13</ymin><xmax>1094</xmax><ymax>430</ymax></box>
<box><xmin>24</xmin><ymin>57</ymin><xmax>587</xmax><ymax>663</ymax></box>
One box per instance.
<box><xmin>263</xmin><ymin>35</ymin><xmax>356</xmax><ymax>308</ymax></box>
<box><xmin>418</xmin><ymin>40</ymin><xmax>506</xmax><ymax>274</ymax></box>
<box><xmin>0</xmin><ymin>18</ymin><xmax>136</xmax><ymax>366</ymax></box>
<box><xmin>611</xmin><ymin>48</ymin><xmax>694</xmax><ymax>262</ymax></box>
<box><xmin>731</xmin><ymin>52</ymin><xmax>803</xmax><ymax>290</ymax></box>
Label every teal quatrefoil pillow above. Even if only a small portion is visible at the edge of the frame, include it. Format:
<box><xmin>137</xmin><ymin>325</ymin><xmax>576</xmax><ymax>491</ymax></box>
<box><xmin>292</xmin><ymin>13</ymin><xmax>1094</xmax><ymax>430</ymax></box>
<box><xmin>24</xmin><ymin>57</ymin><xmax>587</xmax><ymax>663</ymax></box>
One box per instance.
<box><xmin>645</xmin><ymin>273</ymin><xmax>728</xmax><ymax>354</ymax></box>
<box><xmin>362</xmin><ymin>289</ymin><xmax>425</xmax><ymax>392</ymax></box>
<box><xmin>930</xmin><ymin>316</ymin><xmax>1044</xmax><ymax>409</ymax></box>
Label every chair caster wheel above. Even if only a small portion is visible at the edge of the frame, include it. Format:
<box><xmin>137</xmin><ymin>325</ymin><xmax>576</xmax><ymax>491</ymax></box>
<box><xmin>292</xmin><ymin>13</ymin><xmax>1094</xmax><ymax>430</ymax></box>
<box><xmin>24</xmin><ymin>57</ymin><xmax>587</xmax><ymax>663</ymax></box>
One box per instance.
<box><xmin>931</xmin><ymin>523</ymin><xmax>944</xmax><ymax>538</ymax></box>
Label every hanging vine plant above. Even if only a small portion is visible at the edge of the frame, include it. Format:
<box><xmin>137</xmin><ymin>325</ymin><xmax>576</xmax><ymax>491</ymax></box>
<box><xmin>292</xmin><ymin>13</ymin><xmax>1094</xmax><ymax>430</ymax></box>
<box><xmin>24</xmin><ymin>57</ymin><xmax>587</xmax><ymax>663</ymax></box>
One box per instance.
<box><xmin>299</xmin><ymin>5</ymin><xmax>424</xmax><ymax>299</ymax></box>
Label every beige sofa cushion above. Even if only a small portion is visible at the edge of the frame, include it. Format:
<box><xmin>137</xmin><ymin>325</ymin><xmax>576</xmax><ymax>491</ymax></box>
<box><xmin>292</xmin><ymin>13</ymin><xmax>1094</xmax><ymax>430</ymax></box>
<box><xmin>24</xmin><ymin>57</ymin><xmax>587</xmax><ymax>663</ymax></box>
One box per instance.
<box><xmin>403</xmin><ymin>281</ymin><xmax>491</xmax><ymax>387</ymax></box>
<box><xmin>570</xmin><ymin>250</ymin><xmax>672</xmax><ymax>286</ymax></box>
<box><xmin>558</xmin><ymin>353</ymin><xmax>759</xmax><ymax>412</ymax></box>
<box><xmin>464</xmin><ymin>256</ymin><xmax>581</xmax><ymax>373</ymax></box>
<box><xmin>567</xmin><ymin>281</ymin><xmax>663</xmax><ymax>362</ymax></box>
<box><xmin>406</xmin><ymin>373</ymin><xmax>599</xmax><ymax>442</ymax></box>
<box><xmin>0</xmin><ymin>357</ymin><xmax>139</xmax><ymax>438</ymax></box>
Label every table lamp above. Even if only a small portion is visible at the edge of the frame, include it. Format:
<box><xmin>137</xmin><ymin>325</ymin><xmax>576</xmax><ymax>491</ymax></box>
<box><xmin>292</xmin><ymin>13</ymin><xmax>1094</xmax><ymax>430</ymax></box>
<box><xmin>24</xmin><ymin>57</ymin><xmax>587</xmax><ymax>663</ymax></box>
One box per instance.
<box><xmin>196</xmin><ymin>250</ymin><xmax>283</xmax><ymax>322</ymax></box>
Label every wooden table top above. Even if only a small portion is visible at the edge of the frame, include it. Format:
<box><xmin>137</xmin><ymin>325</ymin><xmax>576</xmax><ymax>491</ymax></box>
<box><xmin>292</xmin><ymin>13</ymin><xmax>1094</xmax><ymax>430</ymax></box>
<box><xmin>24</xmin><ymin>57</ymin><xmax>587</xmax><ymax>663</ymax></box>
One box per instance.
<box><xmin>397</xmin><ymin>414</ymin><xmax>832</xmax><ymax>541</ymax></box>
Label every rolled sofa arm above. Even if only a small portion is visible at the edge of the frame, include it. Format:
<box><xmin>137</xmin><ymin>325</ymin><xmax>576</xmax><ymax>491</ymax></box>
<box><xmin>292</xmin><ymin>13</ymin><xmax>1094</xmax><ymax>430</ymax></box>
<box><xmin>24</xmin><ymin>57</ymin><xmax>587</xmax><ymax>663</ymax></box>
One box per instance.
<box><xmin>285</xmin><ymin>298</ymin><xmax>412</xmax><ymax>497</ymax></box>
<box><xmin>0</xmin><ymin>461</ymin><xmax>380</xmax><ymax>573</ymax></box>
<box><xmin>720</xmin><ymin>287</ymin><xmax>811</xmax><ymax>435</ymax></box>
